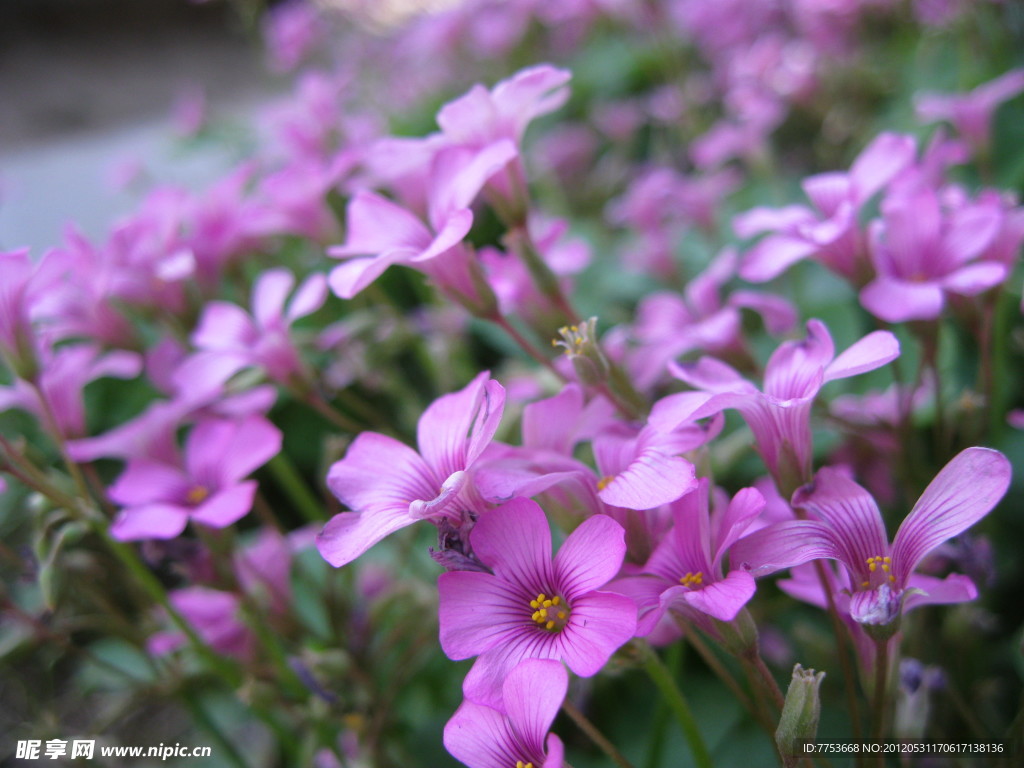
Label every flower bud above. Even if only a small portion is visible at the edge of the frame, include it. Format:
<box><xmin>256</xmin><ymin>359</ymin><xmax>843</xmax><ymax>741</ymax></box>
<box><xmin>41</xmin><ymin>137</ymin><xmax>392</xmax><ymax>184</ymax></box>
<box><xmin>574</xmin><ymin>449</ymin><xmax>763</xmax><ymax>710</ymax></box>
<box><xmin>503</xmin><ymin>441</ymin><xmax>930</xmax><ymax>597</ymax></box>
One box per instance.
<box><xmin>775</xmin><ymin>664</ymin><xmax>825</xmax><ymax>761</ymax></box>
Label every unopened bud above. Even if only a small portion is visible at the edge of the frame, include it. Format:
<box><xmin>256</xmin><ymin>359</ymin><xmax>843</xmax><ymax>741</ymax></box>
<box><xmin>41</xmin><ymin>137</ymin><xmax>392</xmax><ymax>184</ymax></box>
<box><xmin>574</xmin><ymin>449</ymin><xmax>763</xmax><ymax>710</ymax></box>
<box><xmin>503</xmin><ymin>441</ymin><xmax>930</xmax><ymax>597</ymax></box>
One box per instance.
<box><xmin>775</xmin><ymin>664</ymin><xmax>825</xmax><ymax>762</ymax></box>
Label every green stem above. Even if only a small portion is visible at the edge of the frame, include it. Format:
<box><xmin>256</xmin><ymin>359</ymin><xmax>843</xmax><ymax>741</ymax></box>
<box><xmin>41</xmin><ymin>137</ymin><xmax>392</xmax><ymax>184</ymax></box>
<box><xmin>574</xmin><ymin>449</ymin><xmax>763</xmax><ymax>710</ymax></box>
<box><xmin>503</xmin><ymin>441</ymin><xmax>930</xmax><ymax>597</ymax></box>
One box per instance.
<box><xmin>102</xmin><ymin>534</ymin><xmax>243</xmax><ymax>687</ymax></box>
<box><xmin>266</xmin><ymin>453</ymin><xmax>324</xmax><ymax>524</ymax></box>
<box><xmin>871</xmin><ymin>639</ymin><xmax>890</xmax><ymax>747</ymax></box>
<box><xmin>642</xmin><ymin>642</ymin><xmax>713</xmax><ymax>768</ymax></box>
<box><xmin>561</xmin><ymin>697</ymin><xmax>637</xmax><ymax>768</ymax></box>
<box><xmin>493</xmin><ymin>315</ymin><xmax>568</xmax><ymax>382</ymax></box>
<box><xmin>180</xmin><ymin>688</ymin><xmax>252</xmax><ymax>768</ymax></box>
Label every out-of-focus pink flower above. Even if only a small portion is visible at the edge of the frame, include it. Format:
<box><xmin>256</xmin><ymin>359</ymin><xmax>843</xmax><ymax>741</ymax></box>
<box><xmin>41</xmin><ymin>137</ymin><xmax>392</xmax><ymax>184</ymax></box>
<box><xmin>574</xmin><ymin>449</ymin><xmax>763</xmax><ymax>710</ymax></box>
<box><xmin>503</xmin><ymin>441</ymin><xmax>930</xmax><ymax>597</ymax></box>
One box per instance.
<box><xmin>108</xmin><ymin>415</ymin><xmax>282</xmax><ymax>540</ymax></box>
<box><xmin>915</xmin><ymin>68</ymin><xmax>1024</xmax><ymax>154</ymax></box>
<box><xmin>264</xmin><ymin>0</ymin><xmax>324</xmax><ymax>73</ymax></box>
<box><xmin>188</xmin><ymin>267</ymin><xmax>328</xmax><ymax>385</ymax></box>
<box><xmin>860</xmin><ymin>186</ymin><xmax>1006</xmax><ymax>322</ymax></box>
<box><xmin>737</xmin><ymin>132</ymin><xmax>917</xmax><ymax>285</ymax></box>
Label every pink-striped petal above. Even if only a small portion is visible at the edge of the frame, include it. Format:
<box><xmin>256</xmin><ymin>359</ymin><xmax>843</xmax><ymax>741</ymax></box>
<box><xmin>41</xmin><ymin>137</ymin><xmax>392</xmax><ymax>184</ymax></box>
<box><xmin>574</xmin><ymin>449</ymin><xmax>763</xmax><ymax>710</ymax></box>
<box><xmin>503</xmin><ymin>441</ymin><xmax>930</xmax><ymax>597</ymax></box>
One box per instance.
<box><xmin>891</xmin><ymin>447</ymin><xmax>1010</xmax><ymax>583</ymax></box>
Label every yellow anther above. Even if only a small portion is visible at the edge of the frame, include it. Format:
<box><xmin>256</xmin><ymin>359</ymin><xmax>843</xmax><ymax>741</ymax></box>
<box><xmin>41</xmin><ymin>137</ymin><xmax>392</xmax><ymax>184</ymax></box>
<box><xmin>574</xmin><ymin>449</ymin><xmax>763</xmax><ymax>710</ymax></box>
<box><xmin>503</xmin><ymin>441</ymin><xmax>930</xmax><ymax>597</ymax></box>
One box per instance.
<box><xmin>862</xmin><ymin>581</ymin><xmax>870</xmax><ymax>588</ymax></box>
<box><xmin>883</xmin><ymin>557</ymin><xmax>891</xmax><ymax>563</ymax></box>
<box><xmin>543</xmin><ymin>599</ymin><xmax>553</xmax><ymax>608</ymax></box>
<box><xmin>536</xmin><ymin>593</ymin><xmax>546</xmax><ymax>603</ymax></box>
<box><xmin>881</xmin><ymin>564</ymin><xmax>890</xmax><ymax>572</ymax></box>
<box><xmin>539</xmin><ymin>609</ymin><xmax>547</xmax><ymax>618</ymax></box>
<box><xmin>557</xmin><ymin>611</ymin><xmax>566</xmax><ymax>619</ymax></box>
<box><xmin>186</xmin><ymin>485</ymin><xmax>209</xmax><ymax>504</ymax></box>
<box><xmin>869</xmin><ymin>562</ymin><xmax>877</xmax><ymax>572</ymax></box>
<box><xmin>889</xmin><ymin>575</ymin><xmax>896</xmax><ymax>583</ymax></box>
<box><xmin>530</xmin><ymin>600</ymin><xmax>540</xmax><ymax>609</ymax></box>
<box><xmin>679</xmin><ymin>571</ymin><xmax>705</xmax><ymax>588</ymax></box>
<box><xmin>551</xmin><ymin>596</ymin><xmax>561</xmax><ymax>606</ymax></box>
<box><xmin>570</xmin><ymin>325</ymin><xmax>578</xmax><ymax>332</ymax></box>
<box><xmin>597</xmin><ymin>475</ymin><xmax>614</xmax><ymax>491</ymax></box>
<box><xmin>546</xmin><ymin>620</ymin><xmax>555</xmax><ymax>630</ymax></box>
<box><xmin>532</xmin><ymin>611</ymin><xmax>542</xmax><ymax>622</ymax></box>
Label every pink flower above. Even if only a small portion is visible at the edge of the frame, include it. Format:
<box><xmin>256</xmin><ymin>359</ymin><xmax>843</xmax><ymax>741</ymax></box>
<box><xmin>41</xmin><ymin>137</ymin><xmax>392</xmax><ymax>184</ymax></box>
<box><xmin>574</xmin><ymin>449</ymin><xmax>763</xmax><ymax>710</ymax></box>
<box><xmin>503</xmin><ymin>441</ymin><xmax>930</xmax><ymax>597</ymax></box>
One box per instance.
<box><xmin>444</xmin><ymin>659</ymin><xmax>566</xmax><ymax>768</ymax></box>
<box><xmin>108</xmin><ymin>415</ymin><xmax>282</xmax><ymax>540</ymax></box>
<box><xmin>438</xmin><ymin>498</ymin><xmax>636</xmax><ymax>706</ymax></box>
<box><xmin>189</xmin><ymin>267</ymin><xmax>328</xmax><ymax>385</ymax></box>
<box><xmin>859</xmin><ymin>186</ymin><xmax>1006</xmax><ymax>323</ymax></box>
<box><xmin>317</xmin><ymin>372</ymin><xmax>505</xmax><ymax>567</ymax></box>
<box><xmin>737</xmin><ymin>132</ymin><xmax>917</xmax><ymax>285</ymax></box>
<box><xmin>732</xmin><ymin>448</ymin><xmax>1011</xmax><ymax>627</ymax></box>
<box><xmin>661</xmin><ymin>319</ymin><xmax>900</xmax><ymax>495</ymax></box>
<box><xmin>612</xmin><ymin>480</ymin><xmax>764</xmax><ymax>637</ymax></box>
<box><xmin>915</xmin><ymin>68</ymin><xmax>1024</xmax><ymax>154</ymax></box>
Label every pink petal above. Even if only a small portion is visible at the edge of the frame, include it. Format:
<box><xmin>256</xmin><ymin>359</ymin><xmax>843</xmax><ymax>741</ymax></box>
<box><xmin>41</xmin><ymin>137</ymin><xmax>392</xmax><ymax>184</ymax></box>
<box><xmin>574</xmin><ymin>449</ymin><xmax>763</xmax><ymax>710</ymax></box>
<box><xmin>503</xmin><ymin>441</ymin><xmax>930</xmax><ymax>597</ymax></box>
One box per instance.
<box><xmin>470</xmin><ymin>498</ymin><xmax>552</xmax><ymax>586</ymax></box>
<box><xmin>729</xmin><ymin>520</ymin><xmax>845</xmax><ymax>577</ymax></box>
<box><xmin>327</xmin><ymin>250</ymin><xmax>416</xmax><ymax>299</ymax></box>
<box><xmin>330</xmin><ymin>191</ymin><xmax>431</xmax><ymax>257</ymax></box>
<box><xmin>554</xmin><ymin>514</ymin><xmax>627</xmax><ymax>596</ymax></box>
<box><xmin>558</xmin><ymin>591</ymin><xmax>637</xmax><ymax>676</ymax></box>
<box><xmin>192</xmin><ymin>302</ymin><xmax>257</xmax><ymax>351</ymax></box>
<box><xmin>285</xmin><ymin>272</ymin><xmax>328</xmax><ymax>321</ymax></box>
<box><xmin>438</xmin><ymin>570</ymin><xmax>529</xmax><ymax>660</ymax></box>
<box><xmin>848</xmin><ymin>132</ymin><xmax>917</xmax><ymax>203</ymax></box>
<box><xmin>252</xmin><ymin>268</ymin><xmax>295</xmax><ymax>328</ymax></box>
<box><xmin>860</xmin><ymin>277</ymin><xmax>945</xmax><ymax>323</ymax></box>
<box><xmin>792</xmin><ymin>468</ymin><xmax>890</xmax><ymax>574</ymax></box>
<box><xmin>108</xmin><ymin>460</ymin><xmax>190</xmax><ymax>506</ymax></box>
<box><xmin>503</xmin><ymin>659</ymin><xmax>568</xmax><ymax>748</ymax></box>
<box><xmin>444</xmin><ymin>699</ymin><xmax>515</xmax><ymax>768</ymax></box>
<box><xmin>522</xmin><ymin>384</ymin><xmax>584</xmax><ymax>454</ymax></box>
<box><xmin>739</xmin><ymin>235</ymin><xmax>817</xmax><ymax>283</ymax></box>
<box><xmin>596</xmin><ymin>447</ymin><xmax>696</xmax><ymax>510</ymax></box>
<box><xmin>190</xmin><ymin>481</ymin><xmax>257</xmax><ymax>528</ymax></box>
<box><xmin>326</xmin><ymin>431</ymin><xmax>437</xmax><ymax>521</ymax></box>
<box><xmin>417</xmin><ymin>372</ymin><xmax>505</xmax><ymax>479</ymax></box>
<box><xmin>712</xmin><ymin>487</ymin><xmax>766</xmax><ymax>568</ymax></box>
<box><xmin>823</xmin><ymin>330</ymin><xmax>900</xmax><ymax>383</ymax></box>
<box><xmin>942</xmin><ymin>262</ymin><xmax>1008</xmax><ymax>295</ymax></box>
<box><xmin>892</xmin><ymin>447</ymin><xmax>1010</xmax><ymax>583</ymax></box>
<box><xmin>110</xmin><ymin>503</ymin><xmax>190</xmax><ymax>540</ymax></box>
<box><xmin>316</xmin><ymin>505</ymin><xmax>416</xmax><ymax>568</ymax></box>
<box><xmin>674</xmin><ymin>570</ymin><xmax>756</xmax><ymax>621</ymax></box>
<box><xmin>901</xmin><ymin>573</ymin><xmax>977</xmax><ymax>614</ymax></box>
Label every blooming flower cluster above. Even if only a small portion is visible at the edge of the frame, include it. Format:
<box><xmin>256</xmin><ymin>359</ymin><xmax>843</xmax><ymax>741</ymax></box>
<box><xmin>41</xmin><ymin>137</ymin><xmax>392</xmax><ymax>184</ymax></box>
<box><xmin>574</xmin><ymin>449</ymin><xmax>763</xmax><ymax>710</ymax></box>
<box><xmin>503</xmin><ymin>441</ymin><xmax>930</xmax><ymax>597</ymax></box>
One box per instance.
<box><xmin>1</xmin><ymin>1</ymin><xmax>1021</xmax><ymax>765</ymax></box>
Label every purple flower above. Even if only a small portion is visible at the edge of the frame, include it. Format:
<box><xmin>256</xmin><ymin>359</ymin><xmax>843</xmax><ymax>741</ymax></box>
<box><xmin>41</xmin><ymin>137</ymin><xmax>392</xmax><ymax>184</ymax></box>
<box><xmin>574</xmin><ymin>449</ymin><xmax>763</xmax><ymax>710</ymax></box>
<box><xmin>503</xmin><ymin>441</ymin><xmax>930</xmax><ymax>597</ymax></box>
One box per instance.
<box><xmin>108</xmin><ymin>415</ymin><xmax>282</xmax><ymax>540</ymax></box>
<box><xmin>444</xmin><ymin>659</ymin><xmax>566</xmax><ymax>768</ymax></box>
<box><xmin>317</xmin><ymin>372</ymin><xmax>505</xmax><ymax>567</ymax></box>
<box><xmin>189</xmin><ymin>267</ymin><xmax>328</xmax><ymax>384</ymax></box>
<box><xmin>859</xmin><ymin>186</ymin><xmax>1006</xmax><ymax>323</ymax></box>
<box><xmin>736</xmin><ymin>132</ymin><xmax>917</xmax><ymax>285</ymax></box>
<box><xmin>661</xmin><ymin>319</ymin><xmax>900</xmax><ymax>495</ymax></box>
<box><xmin>732</xmin><ymin>448</ymin><xmax>1011</xmax><ymax>627</ymax></box>
<box><xmin>438</xmin><ymin>498</ymin><xmax>636</xmax><ymax>706</ymax></box>
<box><xmin>612</xmin><ymin>479</ymin><xmax>764</xmax><ymax>637</ymax></box>
<box><xmin>327</xmin><ymin>142</ymin><xmax>515</xmax><ymax>303</ymax></box>
<box><xmin>0</xmin><ymin>344</ymin><xmax>142</xmax><ymax>439</ymax></box>
<box><xmin>915</xmin><ymin>68</ymin><xmax>1024</xmax><ymax>154</ymax></box>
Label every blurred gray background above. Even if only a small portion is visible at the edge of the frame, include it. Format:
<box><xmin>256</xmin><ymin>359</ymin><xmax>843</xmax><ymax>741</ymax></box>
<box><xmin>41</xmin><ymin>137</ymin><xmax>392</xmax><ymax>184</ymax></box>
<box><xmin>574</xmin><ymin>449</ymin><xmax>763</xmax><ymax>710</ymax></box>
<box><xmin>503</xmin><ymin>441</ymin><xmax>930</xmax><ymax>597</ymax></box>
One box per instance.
<box><xmin>0</xmin><ymin>0</ymin><xmax>276</xmax><ymax>251</ymax></box>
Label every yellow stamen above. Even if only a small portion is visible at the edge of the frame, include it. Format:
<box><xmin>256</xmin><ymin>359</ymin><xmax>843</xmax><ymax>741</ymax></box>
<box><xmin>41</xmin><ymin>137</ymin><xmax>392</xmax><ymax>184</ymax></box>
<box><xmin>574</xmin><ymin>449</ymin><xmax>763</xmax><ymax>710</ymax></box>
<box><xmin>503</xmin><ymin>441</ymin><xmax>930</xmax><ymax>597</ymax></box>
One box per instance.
<box><xmin>679</xmin><ymin>571</ymin><xmax>704</xmax><ymax>588</ymax></box>
<box><xmin>529</xmin><ymin>591</ymin><xmax>570</xmax><ymax>632</ymax></box>
<box><xmin>186</xmin><ymin>485</ymin><xmax>209</xmax><ymax>505</ymax></box>
<box><xmin>597</xmin><ymin>475</ymin><xmax>614</xmax><ymax>491</ymax></box>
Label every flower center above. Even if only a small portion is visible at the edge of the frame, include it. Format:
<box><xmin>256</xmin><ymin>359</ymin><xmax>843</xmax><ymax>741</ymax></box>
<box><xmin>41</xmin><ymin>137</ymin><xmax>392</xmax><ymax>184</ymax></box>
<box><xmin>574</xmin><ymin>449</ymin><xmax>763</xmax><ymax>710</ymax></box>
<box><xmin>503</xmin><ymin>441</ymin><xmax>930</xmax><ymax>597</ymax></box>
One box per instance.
<box><xmin>679</xmin><ymin>571</ymin><xmax>704</xmax><ymax>589</ymax></box>
<box><xmin>861</xmin><ymin>555</ymin><xmax>895</xmax><ymax>588</ymax></box>
<box><xmin>515</xmin><ymin>762</ymin><xmax>534</xmax><ymax>768</ymax></box>
<box><xmin>186</xmin><ymin>485</ymin><xmax>210</xmax><ymax>505</ymax></box>
<box><xmin>529</xmin><ymin>592</ymin><xmax>570</xmax><ymax>632</ymax></box>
